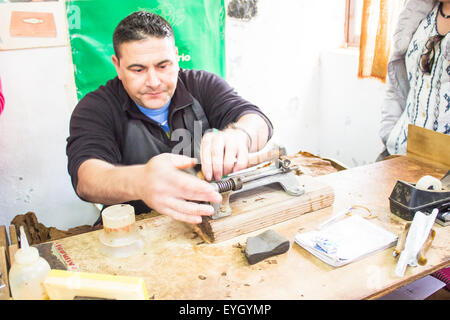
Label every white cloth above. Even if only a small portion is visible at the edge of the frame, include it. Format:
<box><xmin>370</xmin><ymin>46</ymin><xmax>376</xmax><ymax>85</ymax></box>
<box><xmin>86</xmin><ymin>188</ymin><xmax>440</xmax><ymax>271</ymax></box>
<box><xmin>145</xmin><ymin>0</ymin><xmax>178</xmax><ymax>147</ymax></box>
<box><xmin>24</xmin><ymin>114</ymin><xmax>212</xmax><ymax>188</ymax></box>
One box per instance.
<box><xmin>385</xmin><ymin>2</ymin><xmax>450</xmax><ymax>154</ymax></box>
<box><xmin>379</xmin><ymin>0</ymin><xmax>450</xmax><ymax>155</ymax></box>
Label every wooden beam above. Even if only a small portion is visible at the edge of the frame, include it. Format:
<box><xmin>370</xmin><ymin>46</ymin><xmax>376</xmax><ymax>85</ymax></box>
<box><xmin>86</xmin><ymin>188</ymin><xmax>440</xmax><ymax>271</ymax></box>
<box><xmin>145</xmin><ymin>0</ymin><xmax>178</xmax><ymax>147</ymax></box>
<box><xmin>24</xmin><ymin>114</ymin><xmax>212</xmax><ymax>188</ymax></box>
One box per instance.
<box><xmin>8</xmin><ymin>225</ymin><xmax>18</xmax><ymax>268</ymax></box>
<box><xmin>0</xmin><ymin>224</ymin><xmax>11</xmax><ymax>299</ymax></box>
<box><xmin>0</xmin><ymin>226</ymin><xmax>9</xmax><ymax>265</ymax></box>
<box><xmin>9</xmin><ymin>225</ymin><xmax>18</xmax><ymax>246</ymax></box>
<box><xmin>0</xmin><ymin>226</ymin><xmax>8</xmax><ymax>248</ymax></box>
<box><xmin>0</xmin><ymin>247</ymin><xmax>11</xmax><ymax>299</ymax></box>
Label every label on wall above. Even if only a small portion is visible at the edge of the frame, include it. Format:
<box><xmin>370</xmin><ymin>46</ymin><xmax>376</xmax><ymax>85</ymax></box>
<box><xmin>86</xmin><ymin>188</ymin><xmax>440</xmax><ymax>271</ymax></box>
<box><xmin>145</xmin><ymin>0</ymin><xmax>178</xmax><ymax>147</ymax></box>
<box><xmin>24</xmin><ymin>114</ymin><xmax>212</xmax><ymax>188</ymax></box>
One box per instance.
<box><xmin>66</xmin><ymin>0</ymin><xmax>225</xmax><ymax>101</ymax></box>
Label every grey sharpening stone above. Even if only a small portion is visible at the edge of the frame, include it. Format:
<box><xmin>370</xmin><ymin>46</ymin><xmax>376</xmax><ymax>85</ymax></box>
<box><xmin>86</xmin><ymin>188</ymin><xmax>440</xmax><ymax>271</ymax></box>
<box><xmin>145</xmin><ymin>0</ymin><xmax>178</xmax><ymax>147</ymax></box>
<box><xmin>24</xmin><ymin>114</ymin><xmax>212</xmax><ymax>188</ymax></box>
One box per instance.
<box><xmin>244</xmin><ymin>229</ymin><xmax>290</xmax><ymax>265</ymax></box>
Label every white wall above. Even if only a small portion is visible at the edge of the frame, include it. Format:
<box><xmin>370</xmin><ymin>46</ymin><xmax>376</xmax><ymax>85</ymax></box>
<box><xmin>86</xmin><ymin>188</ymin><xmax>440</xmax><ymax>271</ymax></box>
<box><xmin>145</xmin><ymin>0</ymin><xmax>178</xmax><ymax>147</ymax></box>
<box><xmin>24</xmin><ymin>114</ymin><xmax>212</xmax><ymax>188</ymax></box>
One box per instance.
<box><xmin>226</xmin><ymin>0</ymin><xmax>386</xmax><ymax>168</ymax></box>
<box><xmin>0</xmin><ymin>0</ymin><xmax>388</xmax><ymax>230</ymax></box>
<box><xmin>226</xmin><ymin>0</ymin><xmax>346</xmax><ymax>156</ymax></box>
<box><xmin>317</xmin><ymin>48</ymin><xmax>386</xmax><ymax>167</ymax></box>
<box><xmin>0</xmin><ymin>46</ymin><xmax>100</xmax><ymax>230</ymax></box>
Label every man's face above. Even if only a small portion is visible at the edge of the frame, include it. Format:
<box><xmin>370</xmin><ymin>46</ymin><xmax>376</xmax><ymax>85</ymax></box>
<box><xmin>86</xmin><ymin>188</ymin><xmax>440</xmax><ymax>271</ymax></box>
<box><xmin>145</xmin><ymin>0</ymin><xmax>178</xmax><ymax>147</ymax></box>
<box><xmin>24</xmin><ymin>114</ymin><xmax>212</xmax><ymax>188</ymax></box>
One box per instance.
<box><xmin>112</xmin><ymin>36</ymin><xmax>179</xmax><ymax>109</ymax></box>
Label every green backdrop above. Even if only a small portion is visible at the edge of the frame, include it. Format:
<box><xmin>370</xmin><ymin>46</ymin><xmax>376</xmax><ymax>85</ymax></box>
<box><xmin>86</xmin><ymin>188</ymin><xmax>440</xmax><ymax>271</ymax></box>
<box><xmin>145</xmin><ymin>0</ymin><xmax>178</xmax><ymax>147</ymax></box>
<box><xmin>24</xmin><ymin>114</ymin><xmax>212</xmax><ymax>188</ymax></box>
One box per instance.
<box><xmin>66</xmin><ymin>0</ymin><xmax>226</xmax><ymax>100</ymax></box>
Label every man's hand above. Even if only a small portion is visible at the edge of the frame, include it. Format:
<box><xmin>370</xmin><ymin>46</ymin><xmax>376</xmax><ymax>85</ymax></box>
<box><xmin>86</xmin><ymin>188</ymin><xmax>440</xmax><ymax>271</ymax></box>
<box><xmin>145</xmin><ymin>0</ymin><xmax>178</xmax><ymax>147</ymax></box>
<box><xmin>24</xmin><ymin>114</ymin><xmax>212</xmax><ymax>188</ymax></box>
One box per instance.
<box><xmin>200</xmin><ymin>114</ymin><xmax>270</xmax><ymax>181</ymax></box>
<box><xmin>138</xmin><ymin>153</ymin><xmax>222</xmax><ymax>224</ymax></box>
<box><xmin>200</xmin><ymin>128</ymin><xmax>250</xmax><ymax>181</ymax></box>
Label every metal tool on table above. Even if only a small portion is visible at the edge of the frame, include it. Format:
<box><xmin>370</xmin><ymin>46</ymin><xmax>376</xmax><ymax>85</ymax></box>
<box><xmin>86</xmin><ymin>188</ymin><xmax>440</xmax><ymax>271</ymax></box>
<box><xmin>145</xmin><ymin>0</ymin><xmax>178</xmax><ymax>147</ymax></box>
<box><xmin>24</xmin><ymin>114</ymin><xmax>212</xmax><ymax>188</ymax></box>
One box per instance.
<box><xmin>389</xmin><ymin>170</ymin><xmax>450</xmax><ymax>226</ymax></box>
<box><xmin>209</xmin><ymin>157</ymin><xmax>305</xmax><ymax>219</ymax></box>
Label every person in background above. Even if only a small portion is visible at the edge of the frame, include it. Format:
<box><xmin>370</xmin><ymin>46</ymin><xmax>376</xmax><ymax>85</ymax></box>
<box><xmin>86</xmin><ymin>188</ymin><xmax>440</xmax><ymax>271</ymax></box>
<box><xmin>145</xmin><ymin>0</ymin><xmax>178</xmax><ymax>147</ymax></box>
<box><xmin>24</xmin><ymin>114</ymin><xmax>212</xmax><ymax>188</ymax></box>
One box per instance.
<box><xmin>66</xmin><ymin>11</ymin><xmax>272</xmax><ymax>225</ymax></box>
<box><xmin>378</xmin><ymin>0</ymin><xmax>449</xmax><ymax>160</ymax></box>
<box><xmin>0</xmin><ymin>76</ymin><xmax>4</xmax><ymax>116</ymax></box>
<box><xmin>378</xmin><ymin>0</ymin><xmax>450</xmax><ymax>293</ymax></box>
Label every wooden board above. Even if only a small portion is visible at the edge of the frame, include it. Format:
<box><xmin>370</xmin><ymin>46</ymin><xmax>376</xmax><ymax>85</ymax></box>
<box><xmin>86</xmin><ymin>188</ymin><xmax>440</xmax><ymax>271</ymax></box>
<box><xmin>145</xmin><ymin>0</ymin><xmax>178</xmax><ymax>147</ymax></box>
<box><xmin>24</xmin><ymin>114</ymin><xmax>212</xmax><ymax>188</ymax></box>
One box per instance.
<box><xmin>0</xmin><ymin>226</ymin><xmax>8</xmax><ymax>249</ymax></box>
<box><xmin>0</xmin><ymin>247</ymin><xmax>10</xmax><ymax>299</ymax></box>
<box><xmin>0</xmin><ymin>225</ymin><xmax>10</xmax><ymax>299</ymax></box>
<box><xmin>199</xmin><ymin>175</ymin><xmax>334</xmax><ymax>242</ymax></box>
<box><xmin>407</xmin><ymin>124</ymin><xmax>450</xmax><ymax>168</ymax></box>
<box><xmin>8</xmin><ymin>225</ymin><xmax>17</xmax><ymax>246</ymax></box>
<box><xmin>8</xmin><ymin>225</ymin><xmax>18</xmax><ymax>267</ymax></box>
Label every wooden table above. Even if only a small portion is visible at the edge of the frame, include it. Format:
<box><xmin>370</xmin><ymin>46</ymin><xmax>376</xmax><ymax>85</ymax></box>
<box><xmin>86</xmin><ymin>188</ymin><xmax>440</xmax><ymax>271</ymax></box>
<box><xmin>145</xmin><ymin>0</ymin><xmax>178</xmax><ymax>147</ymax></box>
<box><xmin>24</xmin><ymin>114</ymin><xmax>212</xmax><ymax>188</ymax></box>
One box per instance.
<box><xmin>51</xmin><ymin>156</ymin><xmax>449</xmax><ymax>300</ymax></box>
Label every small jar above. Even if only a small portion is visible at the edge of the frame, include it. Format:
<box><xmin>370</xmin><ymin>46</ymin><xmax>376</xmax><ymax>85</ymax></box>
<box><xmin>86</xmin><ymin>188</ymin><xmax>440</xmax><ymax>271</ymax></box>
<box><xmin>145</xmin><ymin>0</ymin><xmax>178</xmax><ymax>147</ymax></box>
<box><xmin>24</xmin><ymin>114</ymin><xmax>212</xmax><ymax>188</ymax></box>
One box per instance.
<box><xmin>99</xmin><ymin>204</ymin><xmax>143</xmax><ymax>258</ymax></box>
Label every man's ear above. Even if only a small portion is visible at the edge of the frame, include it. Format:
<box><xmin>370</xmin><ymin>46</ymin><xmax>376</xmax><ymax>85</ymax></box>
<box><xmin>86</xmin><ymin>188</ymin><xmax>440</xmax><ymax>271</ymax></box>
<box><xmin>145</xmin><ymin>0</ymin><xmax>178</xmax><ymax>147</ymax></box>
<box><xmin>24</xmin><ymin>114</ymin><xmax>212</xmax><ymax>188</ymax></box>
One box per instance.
<box><xmin>112</xmin><ymin>55</ymin><xmax>121</xmax><ymax>79</ymax></box>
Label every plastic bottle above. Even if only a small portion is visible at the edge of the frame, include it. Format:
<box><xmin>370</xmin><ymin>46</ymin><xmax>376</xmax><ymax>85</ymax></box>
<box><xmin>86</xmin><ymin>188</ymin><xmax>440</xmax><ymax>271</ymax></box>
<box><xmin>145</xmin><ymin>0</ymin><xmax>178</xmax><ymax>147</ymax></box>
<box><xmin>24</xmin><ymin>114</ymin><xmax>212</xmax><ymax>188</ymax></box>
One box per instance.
<box><xmin>9</xmin><ymin>226</ymin><xmax>51</xmax><ymax>300</ymax></box>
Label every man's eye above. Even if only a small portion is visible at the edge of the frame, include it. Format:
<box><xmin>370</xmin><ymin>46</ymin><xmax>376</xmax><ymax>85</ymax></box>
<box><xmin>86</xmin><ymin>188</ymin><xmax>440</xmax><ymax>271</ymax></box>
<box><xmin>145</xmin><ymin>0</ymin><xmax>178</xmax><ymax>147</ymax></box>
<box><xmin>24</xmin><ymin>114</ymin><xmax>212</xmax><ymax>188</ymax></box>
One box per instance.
<box><xmin>132</xmin><ymin>68</ymin><xmax>143</xmax><ymax>73</ymax></box>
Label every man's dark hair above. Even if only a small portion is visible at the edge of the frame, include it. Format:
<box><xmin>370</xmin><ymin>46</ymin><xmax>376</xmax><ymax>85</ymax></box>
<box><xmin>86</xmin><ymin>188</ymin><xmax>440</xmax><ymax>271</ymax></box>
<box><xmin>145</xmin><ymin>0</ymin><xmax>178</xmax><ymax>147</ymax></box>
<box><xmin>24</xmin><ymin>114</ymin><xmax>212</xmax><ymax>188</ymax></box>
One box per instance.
<box><xmin>113</xmin><ymin>11</ymin><xmax>174</xmax><ymax>59</ymax></box>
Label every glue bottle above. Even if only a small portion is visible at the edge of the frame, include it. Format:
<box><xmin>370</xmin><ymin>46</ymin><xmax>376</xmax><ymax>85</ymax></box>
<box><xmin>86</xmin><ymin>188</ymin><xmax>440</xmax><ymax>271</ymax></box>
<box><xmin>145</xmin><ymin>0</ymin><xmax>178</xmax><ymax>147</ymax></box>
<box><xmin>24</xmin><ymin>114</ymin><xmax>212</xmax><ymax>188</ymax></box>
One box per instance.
<box><xmin>9</xmin><ymin>226</ymin><xmax>51</xmax><ymax>300</ymax></box>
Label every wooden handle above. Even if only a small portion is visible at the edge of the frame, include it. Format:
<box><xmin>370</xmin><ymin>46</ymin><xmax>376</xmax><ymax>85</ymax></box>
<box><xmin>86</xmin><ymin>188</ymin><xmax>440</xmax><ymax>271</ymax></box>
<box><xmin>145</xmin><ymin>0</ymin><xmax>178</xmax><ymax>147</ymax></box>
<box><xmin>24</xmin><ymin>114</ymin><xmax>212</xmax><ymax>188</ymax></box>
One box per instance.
<box><xmin>248</xmin><ymin>143</ymin><xmax>286</xmax><ymax>167</ymax></box>
<box><xmin>418</xmin><ymin>229</ymin><xmax>435</xmax><ymax>266</ymax></box>
<box><xmin>393</xmin><ymin>222</ymin><xmax>411</xmax><ymax>257</ymax></box>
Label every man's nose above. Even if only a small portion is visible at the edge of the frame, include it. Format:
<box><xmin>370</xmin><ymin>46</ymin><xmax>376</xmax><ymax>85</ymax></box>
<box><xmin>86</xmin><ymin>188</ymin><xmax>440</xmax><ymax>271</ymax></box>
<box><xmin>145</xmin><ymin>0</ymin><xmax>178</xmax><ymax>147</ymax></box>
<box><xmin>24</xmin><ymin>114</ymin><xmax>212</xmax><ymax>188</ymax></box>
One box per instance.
<box><xmin>145</xmin><ymin>70</ymin><xmax>161</xmax><ymax>88</ymax></box>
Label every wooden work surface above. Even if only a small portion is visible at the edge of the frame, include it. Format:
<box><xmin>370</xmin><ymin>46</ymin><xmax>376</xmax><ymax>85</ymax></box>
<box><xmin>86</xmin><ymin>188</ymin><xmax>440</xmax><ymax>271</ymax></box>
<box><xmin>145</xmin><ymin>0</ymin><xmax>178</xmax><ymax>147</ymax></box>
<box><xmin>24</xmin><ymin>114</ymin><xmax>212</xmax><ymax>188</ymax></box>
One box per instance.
<box><xmin>53</xmin><ymin>156</ymin><xmax>449</xmax><ymax>300</ymax></box>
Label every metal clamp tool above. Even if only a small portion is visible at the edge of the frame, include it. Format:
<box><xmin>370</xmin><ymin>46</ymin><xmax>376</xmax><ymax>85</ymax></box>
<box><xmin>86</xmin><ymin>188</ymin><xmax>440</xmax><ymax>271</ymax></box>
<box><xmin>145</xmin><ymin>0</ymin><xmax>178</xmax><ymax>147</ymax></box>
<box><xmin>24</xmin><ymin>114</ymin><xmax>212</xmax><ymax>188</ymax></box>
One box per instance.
<box><xmin>209</xmin><ymin>158</ymin><xmax>305</xmax><ymax>219</ymax></box>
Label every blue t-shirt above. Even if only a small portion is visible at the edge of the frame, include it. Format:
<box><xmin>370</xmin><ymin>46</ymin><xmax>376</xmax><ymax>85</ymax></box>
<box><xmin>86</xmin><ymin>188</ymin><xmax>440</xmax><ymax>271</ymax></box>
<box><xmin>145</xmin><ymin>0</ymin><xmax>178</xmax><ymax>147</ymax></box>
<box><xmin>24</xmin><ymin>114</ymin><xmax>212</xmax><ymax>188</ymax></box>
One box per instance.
<box><xmin>136</xmin><ymin>100</ymin><xmax>171</xmax><ymax>134</ymax></box>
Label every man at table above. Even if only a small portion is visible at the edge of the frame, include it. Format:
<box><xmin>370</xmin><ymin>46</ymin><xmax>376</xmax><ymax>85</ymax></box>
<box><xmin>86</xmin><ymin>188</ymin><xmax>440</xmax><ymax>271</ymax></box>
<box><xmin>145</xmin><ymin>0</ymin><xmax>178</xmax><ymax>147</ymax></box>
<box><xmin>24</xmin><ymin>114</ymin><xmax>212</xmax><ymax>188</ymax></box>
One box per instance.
<box><xmin>66</xmin><ymin>11</ymin><xmax>273</xmax><ymax>225</ymax></box>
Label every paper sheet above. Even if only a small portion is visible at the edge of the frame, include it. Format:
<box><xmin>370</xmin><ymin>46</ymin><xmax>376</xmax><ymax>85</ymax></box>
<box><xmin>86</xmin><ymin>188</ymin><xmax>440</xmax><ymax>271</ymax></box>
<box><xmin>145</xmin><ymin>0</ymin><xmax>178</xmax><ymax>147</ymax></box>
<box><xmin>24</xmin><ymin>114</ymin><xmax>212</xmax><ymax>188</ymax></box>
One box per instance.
<box><xmin>294</xmin><ymin>215</ymin><xmax>398</xmax><ymax>267</ymax></box>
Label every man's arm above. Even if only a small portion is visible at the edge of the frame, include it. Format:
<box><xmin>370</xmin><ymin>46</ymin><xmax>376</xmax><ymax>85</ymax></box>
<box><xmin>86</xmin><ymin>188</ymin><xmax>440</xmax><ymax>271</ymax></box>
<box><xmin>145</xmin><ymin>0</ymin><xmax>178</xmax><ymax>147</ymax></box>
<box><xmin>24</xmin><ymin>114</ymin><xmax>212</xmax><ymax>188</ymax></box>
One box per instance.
<box><xmin>200</xmin><ymin>113</ymin><xmax>270</xmax><ymax>181</ymax></box>
<box><xmin>77</xmin><ymin>153</ymin><xmax>222</xmax><ymax>224</ymax></box>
